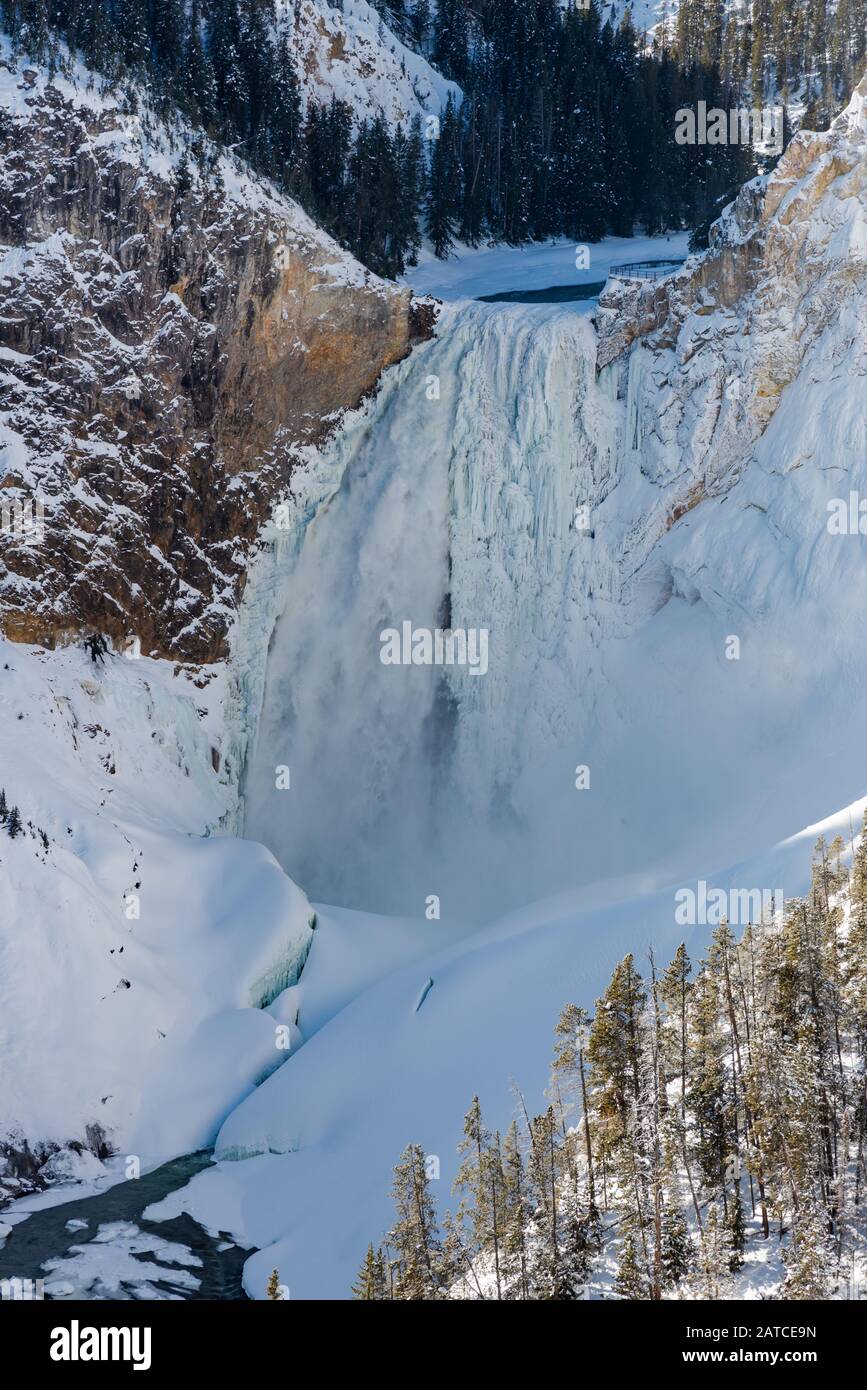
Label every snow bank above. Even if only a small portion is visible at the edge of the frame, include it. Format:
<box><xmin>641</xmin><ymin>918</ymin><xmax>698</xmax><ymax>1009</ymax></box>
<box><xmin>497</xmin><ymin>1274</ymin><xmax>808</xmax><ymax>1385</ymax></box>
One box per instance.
<box><xmin>0</xmin><ymin>639</ymin><xmax>312</xmax><ymax>1158</ymax></box>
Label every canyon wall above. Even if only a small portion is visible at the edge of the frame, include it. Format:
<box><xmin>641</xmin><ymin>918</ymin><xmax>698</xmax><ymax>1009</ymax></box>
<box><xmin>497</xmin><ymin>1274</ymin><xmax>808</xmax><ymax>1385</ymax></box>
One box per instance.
<box><xmin>0</xmin><ymin>52</ymin><xmax>432</xmax><ymax>662</ymax></box>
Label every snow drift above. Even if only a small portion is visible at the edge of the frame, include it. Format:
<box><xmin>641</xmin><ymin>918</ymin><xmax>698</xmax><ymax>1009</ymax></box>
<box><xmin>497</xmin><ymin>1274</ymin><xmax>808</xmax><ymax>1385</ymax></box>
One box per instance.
<box><xmin>0</xmin><ymin>639</ymin><xmax>314</xmax><ymax>1162</ymax></box>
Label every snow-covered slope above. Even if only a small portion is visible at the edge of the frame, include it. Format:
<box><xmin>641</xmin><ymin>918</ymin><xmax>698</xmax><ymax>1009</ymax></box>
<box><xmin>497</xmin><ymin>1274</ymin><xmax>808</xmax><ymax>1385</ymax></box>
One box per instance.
<box><xmin>283</xmin><ymin>0</ymin><xmax>459</xmax><ymax>127</ymax></box>
<box><xmin>153</xmin><ymin>792</ymin><xmax>866</xmax><ymax>1299</ymax></box>
<box><xmin>598</xmin><ymin>0</ymin><xmax>672</xmax><ymax>34</ymax></box>
<box><xmin>0</xmin><ymin>637</ymin><xmax>313</xmax><ymax>1171</ymax></box>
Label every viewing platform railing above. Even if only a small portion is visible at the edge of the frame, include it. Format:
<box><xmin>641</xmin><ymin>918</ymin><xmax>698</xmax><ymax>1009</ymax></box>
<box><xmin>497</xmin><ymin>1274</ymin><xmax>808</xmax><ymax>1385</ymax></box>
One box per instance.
<box><xmin>607</xmin><ymin>259</ymin><xmax>686</xmax><ymax>282</ymax></box>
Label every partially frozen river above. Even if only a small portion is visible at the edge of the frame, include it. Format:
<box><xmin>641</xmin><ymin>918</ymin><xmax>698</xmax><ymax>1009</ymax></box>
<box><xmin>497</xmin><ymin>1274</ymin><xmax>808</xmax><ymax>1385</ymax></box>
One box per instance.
<box><xmin>0</xmin><ymin>1152</ymin><xmax>249</xmax><ymax>1300</ymax></box>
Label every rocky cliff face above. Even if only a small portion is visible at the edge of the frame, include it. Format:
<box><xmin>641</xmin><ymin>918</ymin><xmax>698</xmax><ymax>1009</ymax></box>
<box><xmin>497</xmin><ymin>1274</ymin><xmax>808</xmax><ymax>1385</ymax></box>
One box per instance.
<box><xmin>595</xmin><ymin>74</ymin><xmax>867</xmax><ymax>531</ymax></box>
<box><xmin>0</xmin><ymin>53</ymin><xmax>433</xmax><ymax>662</ymax></box>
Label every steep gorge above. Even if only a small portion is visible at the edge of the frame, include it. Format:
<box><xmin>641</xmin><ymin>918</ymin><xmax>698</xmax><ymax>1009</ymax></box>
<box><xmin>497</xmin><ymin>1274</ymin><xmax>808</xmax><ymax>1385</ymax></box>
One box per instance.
<box><xmin>1</xmin><ymin>32</ymin><xmax>867</xmax><ymax>1195</ymax></box>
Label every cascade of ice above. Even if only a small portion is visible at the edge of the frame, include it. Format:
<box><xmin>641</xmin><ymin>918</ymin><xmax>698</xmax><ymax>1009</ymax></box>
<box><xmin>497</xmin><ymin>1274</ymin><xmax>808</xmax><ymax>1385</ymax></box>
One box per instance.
<box><xmin>239</xmin><ymin>286</ymin><xmax>867</xmax><ymax>923</ymax></box>
<box><xmin>241</xmin><ymin>301</ymin><xmax>631</xmax><ymax>918</ymax></box>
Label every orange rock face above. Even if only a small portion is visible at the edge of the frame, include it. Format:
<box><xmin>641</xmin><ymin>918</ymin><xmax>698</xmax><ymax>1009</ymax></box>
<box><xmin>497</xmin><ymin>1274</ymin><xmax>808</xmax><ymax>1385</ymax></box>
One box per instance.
<box><xmin>0</xmin><ymin>75</ymin><xmax>434</xmax><ymax>662</ymax></box>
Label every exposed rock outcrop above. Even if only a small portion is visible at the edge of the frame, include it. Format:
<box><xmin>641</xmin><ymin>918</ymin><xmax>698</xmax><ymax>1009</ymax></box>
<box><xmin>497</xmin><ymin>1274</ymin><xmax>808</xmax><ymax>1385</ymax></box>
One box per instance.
<box><xmin>0</xmin><ymin>56</ymin><xmax>433</xmax><ymax>661</ymax></box>
<box><xmin>596</xmin><ymin>75</ymin><xmax>867</xmax><ymax>518</ymax></box>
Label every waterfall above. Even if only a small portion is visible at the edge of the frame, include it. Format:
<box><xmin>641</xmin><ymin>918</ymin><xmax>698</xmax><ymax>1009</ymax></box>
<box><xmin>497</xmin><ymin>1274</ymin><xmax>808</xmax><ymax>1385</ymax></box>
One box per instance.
<box><xmin>239</xmin><ymin>301</ymin><xmax>627</xmax><ymax>918</ymax></box>
<box><xmin>240</xmin><ymin>293</ymin><xmax>867</xmax><ymax>922</ymax></box>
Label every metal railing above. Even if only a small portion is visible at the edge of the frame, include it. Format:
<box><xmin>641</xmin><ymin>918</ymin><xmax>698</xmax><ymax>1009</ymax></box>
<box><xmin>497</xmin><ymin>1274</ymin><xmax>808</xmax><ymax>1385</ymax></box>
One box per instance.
<box><xmin>608</xmin><ymin>258</ymin><xmax>686</xmax><ymax>282</ymax></box>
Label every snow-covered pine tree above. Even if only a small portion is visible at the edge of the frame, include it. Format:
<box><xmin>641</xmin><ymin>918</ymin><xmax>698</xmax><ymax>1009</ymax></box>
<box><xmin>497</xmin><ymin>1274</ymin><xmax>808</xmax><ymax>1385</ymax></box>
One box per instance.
<box><xmin>687</xmin><ymin>964</ymin><xmax>729</xmax><ymax>1195</ymax></box>
<box><xmin>551</xmin><ymin>1001</ymin><xmax>595</xmax><ymax>1208</ymax></box>
<box><xmin>614</xmin><ymin>1232</ymin><xmax>647</xmax><ymax>1301</ymax></box>
<box><xmin>691</xmin><ymin>1204</ymin><xmax>732</xmax><ymax>1300</ymax></box>
<box><xmin>783</xmin><ymin>1201</ymin><xmax>836</xmax><ymax>1299</ymax></box>
<box><xmin>587</xmin><ymin>954</ymin><xmax>646</xmax><ymax>1157</ymax></box>
<box><xmin>660</xmin><ymin>1194</ymin><xmax>692</xmax><ymax>1291</ymax></box>
<box><xmin>452</xmin><ymin>1095</ymin><xmax>505</xmax><ymax>1299</ymax></box>
<box><xmin>524</xmin><ymin>1104</ymin><xmax>566</xmax><ymax>1299</ymax></box>
<box><xmin>727</xmin><ymin>1182</ymin><xmax>745</xmax><ymax>1272</ymax></box>
<box><xmin>500</xmin><ymin>1118</ymin><xmax>530</xmax><ymax>1299</ymax></box>
<box><xmin>659</xmin><ymin>944</ymin><xmax>694</xmax><ymax>1180</ymax></box>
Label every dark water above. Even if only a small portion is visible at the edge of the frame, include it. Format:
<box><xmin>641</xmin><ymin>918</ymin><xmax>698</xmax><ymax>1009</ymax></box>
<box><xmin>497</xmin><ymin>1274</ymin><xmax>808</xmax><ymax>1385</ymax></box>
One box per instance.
<box><xmin>0</xmin><ymin>1151</ymin><xmax>250</xmax><ymax>1300</ymax></box>
<box><xmin>477</xmin><ymin>281</ymin><xmax>606</xmax><ymax>304</ymax></box>
<box><xmin>477</xmin><ymin>258</ymin><xmax>686</xmax><ymax>304</ymax></box>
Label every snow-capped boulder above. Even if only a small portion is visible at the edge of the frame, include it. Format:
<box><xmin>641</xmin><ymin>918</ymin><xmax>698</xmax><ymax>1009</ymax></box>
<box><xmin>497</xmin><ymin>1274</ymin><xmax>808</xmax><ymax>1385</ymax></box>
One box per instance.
<box><xmin>38</xmin><ymin>1147</ymin><xmax>109</xmax><ymax>1184</ymax></box>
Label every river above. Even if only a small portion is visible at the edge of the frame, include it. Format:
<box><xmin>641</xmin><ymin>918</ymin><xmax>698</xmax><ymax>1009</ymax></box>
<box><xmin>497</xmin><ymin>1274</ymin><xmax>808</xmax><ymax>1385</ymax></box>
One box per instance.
<box><xmin>0</xmin><ymin>1152</ymin><xmax>249</xmax><ymax>1300</ymax></box>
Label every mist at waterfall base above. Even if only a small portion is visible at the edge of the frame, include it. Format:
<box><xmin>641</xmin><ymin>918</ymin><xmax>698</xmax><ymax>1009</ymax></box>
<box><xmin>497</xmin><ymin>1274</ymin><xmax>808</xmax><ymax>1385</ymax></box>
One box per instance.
<box><xmin>243</xmin><ymin>301</ymin><xmax>867</xmax><ymax>924</ymax></box>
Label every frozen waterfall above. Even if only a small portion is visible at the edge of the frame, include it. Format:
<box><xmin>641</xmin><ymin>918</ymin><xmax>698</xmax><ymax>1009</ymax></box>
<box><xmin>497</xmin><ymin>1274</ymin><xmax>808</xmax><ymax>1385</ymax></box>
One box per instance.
<box><xmin>241</xmin><ymin>297</ymin><xmax>867</xmax><ymax>921</ymax></box>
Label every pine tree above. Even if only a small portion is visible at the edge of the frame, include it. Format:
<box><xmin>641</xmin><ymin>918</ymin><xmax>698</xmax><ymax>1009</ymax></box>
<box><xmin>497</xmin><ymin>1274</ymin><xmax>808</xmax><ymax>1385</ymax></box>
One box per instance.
<box><xmin>500</xmin><ymin>1118</ymin><xmax>530</xmax><ymax>1298</ymax></box>
<box><xmin>265</xmin><ymin>1268</ymin><xmax>283</xmax><ymax>1300</ymax></box>
<box><xmin>393</xmin><ymin>117</ymin><xmax>424</xmax><ymax>268</ymax></box>
<box><xmin>453</xmin><ymin>1096</ymin><xmax>505</xmax><ymax>1298</ymax></box>
<box><xmin>552</xmin><ymin>1001</ymin><xmax>595</xmax><ymax>1207</ymax></box>
<box><xmin>614</xmin><ymin>1233</ymin><xmax>647</xmax><ymax>1300</ymax></box>
<box><xmin>692</xmin><ymin>1205</ymin><xmax>731</xmax><ymax>1299</ymax></box>
<box><xmin>727</xmin><ymin>1182</ymin><xmax>746</xmax><ymax>1272</ymax></box>
<box><xmin>660</xmin><ymin>1197</ymin><xmax>692</xmax><ymax>1290</ymax></box>
<box><xmin>432</xmin><ymin>0</ymin><xmax>470</xmax><ymax>84</ymax></box>
<box><xmin>184</xmin><ymin>0</ymin><xmax>217</xmax><ymax>130</ymax></box>
<box><xmin>0</xmin><ymin>788</ymin><xmax>7</xmax><ymax>822</ymax></box>
<box><xmin>408</xmin><ymin>0</ymin><xmax>432</xmax><ymax>54</ymax></box>
<box><xmin>426</xmin><ymin>92</ymin><xmax>461</xmax><ymax>259</ymax></box>
<box><xmin>388</xmin><ymin>1143</ymin><xmax>443</xmax><ymax>1299</ymax></box>
<box><xmin>783</xmin><ymin>1202</ymin><xmax>835</xmax><ymax>1298</ymax></box>
<box><xmin>660</xmin><ymin>943</ymin><xmax>692</xmax><ymax>1126</ymax></box>
<box><xmin>117</xmin><ymin>0</ymin><xmax>150</xmax><ymax>72</ymax></box>
<box><xmin>524</xmin><ymin>1104</ymin><xmax>567</xmax><ymax>1299</ymax></box>
<box><xmin>687</xmin><ymin>966</ymin><xmax>729</xmax><ymax>1192</ymax></box>
<box><xmin>587</xmin><ymin>954</ymin><xmax>646</xmax><ymax>1157</ymax></box>
<box><xmin>7</xmin><ymin>805</ymin><xmax>22</xmax><ymax>839</ymax></box>
<box><xmin>549</xmin><ymin>1188</ymin><xmax>592</xmax><ymax>1300</ymax></box>
<box><xmin>352</xmin><ymin>1243</ymin><xmax>388</xmax><ymax>1299</ymax></box>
